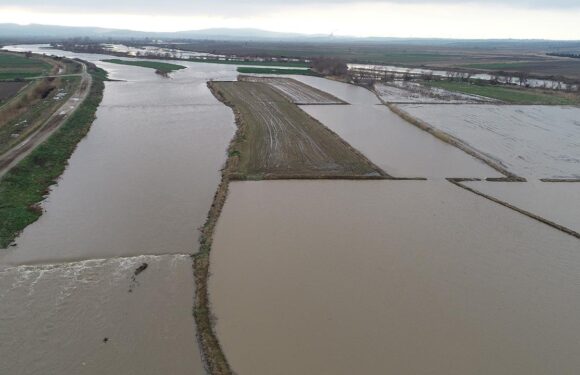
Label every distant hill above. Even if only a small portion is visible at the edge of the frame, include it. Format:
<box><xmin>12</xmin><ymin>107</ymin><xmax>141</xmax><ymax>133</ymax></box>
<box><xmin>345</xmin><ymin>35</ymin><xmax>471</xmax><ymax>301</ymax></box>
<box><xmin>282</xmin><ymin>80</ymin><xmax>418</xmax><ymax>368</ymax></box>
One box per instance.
<box><xmin>0</xmin><ymin>23</ymin><xmax>323</xmax><ymax>41</ymax></box>
<box><xmin>1</xmin><ymin>23</ymin><xmax>579</xmax><ymax>49</ymax></box>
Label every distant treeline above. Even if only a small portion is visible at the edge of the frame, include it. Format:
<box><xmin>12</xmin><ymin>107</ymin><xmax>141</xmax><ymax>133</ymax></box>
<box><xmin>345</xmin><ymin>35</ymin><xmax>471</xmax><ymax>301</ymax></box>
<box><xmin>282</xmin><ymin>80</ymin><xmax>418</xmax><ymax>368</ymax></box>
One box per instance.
<box><xmin>547</xmin><ymin>52</ymin><xmax>580</xmax><ymax>59</ymax></box>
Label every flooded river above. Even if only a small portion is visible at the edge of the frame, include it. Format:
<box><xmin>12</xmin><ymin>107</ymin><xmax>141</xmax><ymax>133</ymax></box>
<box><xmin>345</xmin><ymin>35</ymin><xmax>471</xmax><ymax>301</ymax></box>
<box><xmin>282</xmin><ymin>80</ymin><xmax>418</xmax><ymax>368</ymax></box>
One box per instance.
<box><xmin>211</xmin><ymin>180</ymin><xmax>580</xmax><ymax>375</ymax></box>
<box><xmin>0</xmin><ymin>255</ymin><xmax>204</xmax><ymax>374</ymax></box>
<box><xmin>1</xmin><ymin>45</ymin><xmax>239</xmax><ymax>374</ymax></box>
<box><xmin>1</xmin><ymin>59</ymin><xmax>235</xmax><ymax>265</ymax></box>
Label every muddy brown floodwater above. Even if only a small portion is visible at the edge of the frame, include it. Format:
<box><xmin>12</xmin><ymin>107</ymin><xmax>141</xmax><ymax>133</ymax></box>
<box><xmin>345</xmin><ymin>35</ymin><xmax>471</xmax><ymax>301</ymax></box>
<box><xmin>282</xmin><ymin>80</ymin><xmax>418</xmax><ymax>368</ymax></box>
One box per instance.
<box><xmin>0</xmin><ymin>255</ymin><xmax>204</xmax><ymax>374</ymax></box>
<box><xmin>463</xmin><ymin>180</ymin><xmax>580</xmax><ymax>233</ymax></box>
<box><xmin>210</xmin><ymin>180</ymin><xmax>580</xmax><ymax>375</ymax></box>
<box><xmin>1</xmin><ymin>62</ymin><xmax>236</xmax><ymax>265</ymax></box>
<box><xmin>288</xmin><ymin>76</ymin><xmax>501</xmax><ymax>178</ymax></box>
<box><xmin>1</xmin><ymin>45</ymin><xmax>242</xmax><ymax>375</ymax></box>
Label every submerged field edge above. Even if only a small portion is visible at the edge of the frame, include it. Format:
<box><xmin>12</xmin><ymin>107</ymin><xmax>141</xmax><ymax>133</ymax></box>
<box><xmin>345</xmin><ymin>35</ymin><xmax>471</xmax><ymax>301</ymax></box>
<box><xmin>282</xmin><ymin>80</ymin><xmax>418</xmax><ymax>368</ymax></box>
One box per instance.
<box><xmin>448</xmin><ymin>178</ymin><xmax>580</xmax><ymax>240</ymax></box>
<box><xmin>229</xmin><ymin>173</ymin><xmax>426</xmax><ymax>181</ymax></box>
<box><xmin>0</xmin><ymin>63</ymin><xmax>107</xmax><ymax>249</ymax></box>
<box><xmin>386</xmin><ymin>103</ymin><xmax>519</xmax><ymax>179</ymax></box>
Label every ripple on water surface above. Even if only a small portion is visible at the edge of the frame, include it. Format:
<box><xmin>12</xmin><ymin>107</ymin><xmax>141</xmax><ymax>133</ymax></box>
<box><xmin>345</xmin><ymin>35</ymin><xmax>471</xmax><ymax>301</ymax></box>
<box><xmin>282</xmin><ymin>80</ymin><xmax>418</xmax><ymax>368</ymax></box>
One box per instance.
<box><xmin>0</xmin><ymin>254</ymin><xmax>205</xmax><ymax>375</ymax></box>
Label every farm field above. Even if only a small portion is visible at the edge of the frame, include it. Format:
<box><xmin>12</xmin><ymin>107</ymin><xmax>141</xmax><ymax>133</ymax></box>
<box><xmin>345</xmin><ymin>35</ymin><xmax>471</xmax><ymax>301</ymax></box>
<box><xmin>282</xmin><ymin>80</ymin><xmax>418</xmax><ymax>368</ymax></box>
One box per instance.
<box><xmin>428</xmin><ymin>81</ymin><xmax>580</xmax><ymax>105</ymax></box>
<box><xmin>398</xmin><ymin>104</ymin><xmax>580</xmax><ymax>179</ymax></box>
<box><xmin>0</xmin><ymin>52</ymin><xmax>54</xmax><ymax>80</ymax></box>
<box><xmin>210</xmin><ymin>80</ymin><xmax>383</xmax><ymax>179</ymax></box>
<box><xmin>0</xmin><ymin>81</ymin><xmax>27</xmax><ymax>103</ymax></box>
<box><xmin>210</xmin><ymin>180</ymin><xmax>580</xmax><ymax>375</ymax></box>
<box><xmin>463</xmin><ymin>180</ymin><xmax>580</xmax><ymax>234</ymax></box>
<box><xmin>240</xmin><ymin>75</ymin><xmax>346</xmax><ymax>104</ymax></box>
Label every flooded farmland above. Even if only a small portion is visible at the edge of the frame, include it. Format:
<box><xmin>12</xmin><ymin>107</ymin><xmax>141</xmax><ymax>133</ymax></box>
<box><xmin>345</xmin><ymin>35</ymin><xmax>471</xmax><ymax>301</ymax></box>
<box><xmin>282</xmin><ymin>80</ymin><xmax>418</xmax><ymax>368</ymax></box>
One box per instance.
<box><xmin>301</xmin><ymin>104</ymin><xmax>500</xmax><ymax>178</ymax></box>
<box><xmin>463</xmin><ymin>180</ymin><xmax>580</xmax><ymax>233</ymax></box>
<box><xmin>287</xmin><ymin>76</ymin><xmax>501</xmax><ymax>178</ymax></box>
<box><xmin>399</xmin><ymin>104</ymin><xmax>580</xmax><ymax>179</ymax></box>
<box><xmin>210</xmin><ymin>180</ymin><xmax>580</xmax><ymax>375</ymax></box>
<box><xmin>2</xmin><ymin>43</ymin><xmax>580</xmax><ymax>375</ymax></box>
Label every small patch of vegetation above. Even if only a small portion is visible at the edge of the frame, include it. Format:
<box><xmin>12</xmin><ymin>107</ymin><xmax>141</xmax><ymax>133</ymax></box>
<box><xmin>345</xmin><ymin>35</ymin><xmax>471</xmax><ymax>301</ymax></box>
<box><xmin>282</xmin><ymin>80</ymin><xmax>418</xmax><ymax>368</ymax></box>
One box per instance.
<box><xmin>429</xmin><ymin>80</ymin><xmax>579</xmax><ymax>105</ymax></box>
<box><xmin>102</xmin><ymin>59</ymin><xmax>186</xmax><ymax>72</ymax></box>
<box><xmin>0</xmin><ymin>66</ymin><xmax>107</xmax><ymax>248</ymax></box>
<box><xmin>237</xmin><ymin>67</ymin><xmax>319</xmax><ymax>76</ymax></box>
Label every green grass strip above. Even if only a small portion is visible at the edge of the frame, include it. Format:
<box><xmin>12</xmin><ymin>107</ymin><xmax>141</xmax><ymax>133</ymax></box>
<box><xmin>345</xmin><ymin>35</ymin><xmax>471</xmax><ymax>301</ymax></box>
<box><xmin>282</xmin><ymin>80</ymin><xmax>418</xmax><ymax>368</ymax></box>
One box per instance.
<box><xmin>102</xmin><ymin>59</ymin><xmax>186</xmax><ymax>72</ymax></box>
<box><xmin>237</xmin><ymin>67</ymin><xmax>319</xmax><ymax>76</ymax></box>
<box><xmin>0</xmin><ymin>67</ymin><xmax>107</xmax><ymax>248</ymax></box>
<box><xmin>429</xmin><ymin>80</ymin><xmax>579</xmax><ymax>105</ymax></box>
<box><xmin>192</xmin><ymin>59</ymin><xmax>309</xmax><ymax>68</ymax></box>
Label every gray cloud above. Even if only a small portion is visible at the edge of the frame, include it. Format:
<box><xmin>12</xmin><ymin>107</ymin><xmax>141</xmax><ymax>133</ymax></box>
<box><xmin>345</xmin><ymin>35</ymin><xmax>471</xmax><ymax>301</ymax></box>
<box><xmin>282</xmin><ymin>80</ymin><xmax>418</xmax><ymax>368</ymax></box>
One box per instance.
<box><xmin>12</xmin><ymin>0</ymin><xmax>580</xmax><ymax>16</ymax></box>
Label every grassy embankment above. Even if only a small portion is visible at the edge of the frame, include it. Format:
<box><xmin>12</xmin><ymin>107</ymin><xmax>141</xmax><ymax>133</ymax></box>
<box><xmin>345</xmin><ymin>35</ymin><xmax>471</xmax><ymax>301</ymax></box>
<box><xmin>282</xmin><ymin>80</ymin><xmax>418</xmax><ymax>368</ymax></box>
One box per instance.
<box><xmin>236</xmin><ymin>67</ymin><xmax>319</xmax><ymax>76</ymax></box>
<box><xmin>192</xmin><ymin>59</ymin><xmax>309</xmax><ymax>68</ymax></box>
<box><xmin>102</xmin><ymin>59</ymin><xmax>186</xmax><ymax>75</ymax></box>
<box><xmin>429</xmin><ymin>80</ymin><xmax>579</xmax><ymax>105</ymax></box>
<box><xmin>0</xmin><ymin>65</ymin><xmax>107</xmax><ymax>248</ymax></box>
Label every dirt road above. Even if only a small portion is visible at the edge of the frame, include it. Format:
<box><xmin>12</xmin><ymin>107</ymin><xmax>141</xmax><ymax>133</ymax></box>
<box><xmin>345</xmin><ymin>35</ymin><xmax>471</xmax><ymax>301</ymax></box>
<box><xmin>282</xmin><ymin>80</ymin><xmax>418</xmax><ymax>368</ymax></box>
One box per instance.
<box><xmin>0</xmin><ymin>63</ymin><xmax>92</xmax><ymax>178</ymax></box>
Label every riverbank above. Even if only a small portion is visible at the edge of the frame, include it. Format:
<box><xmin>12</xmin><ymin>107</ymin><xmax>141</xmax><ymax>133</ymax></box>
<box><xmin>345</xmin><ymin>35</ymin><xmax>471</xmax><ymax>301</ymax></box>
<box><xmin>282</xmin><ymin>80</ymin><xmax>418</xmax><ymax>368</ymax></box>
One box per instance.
<box><xmin>0</xmin><ymin>64</ymin><xmax>106</xmax><ymax>248</ymax></box>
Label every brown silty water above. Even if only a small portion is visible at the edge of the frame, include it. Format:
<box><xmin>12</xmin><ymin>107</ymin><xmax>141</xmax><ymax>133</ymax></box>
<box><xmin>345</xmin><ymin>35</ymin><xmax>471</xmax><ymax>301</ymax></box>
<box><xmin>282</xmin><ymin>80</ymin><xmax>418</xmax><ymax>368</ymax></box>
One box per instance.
<box><xmin>210</xmin><ymin>180</ymin><xmax>580</xmax><ymax>375</ymax></box>
<box><xmin>1</xmin><ymin>62</ymin><xmax>236</xmax><ymax>265</ymax></box>
<box><xmin>464</xmin><ymin>180</ymin><xmax>580</xmax><ymax>233</ymax></box>
<box><xmin>0</xmin><ymin>255</ymin><xmax>205</xmax><ymax>375</ymax></box>
<box><xmin>0</xmin><ymin>53</ymin><xmax>241</xmax><ymax>375</ymax></box>
<box><xmin>288</xmin><ymin>76</ymin><xmax>501</xmax><ymax>179</ymax></box>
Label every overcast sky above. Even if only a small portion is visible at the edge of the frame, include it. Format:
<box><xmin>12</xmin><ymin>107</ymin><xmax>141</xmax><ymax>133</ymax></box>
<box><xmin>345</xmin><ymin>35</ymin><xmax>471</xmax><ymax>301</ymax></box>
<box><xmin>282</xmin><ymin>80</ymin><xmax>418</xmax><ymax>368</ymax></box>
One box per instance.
<box><xmin>2</xmin><ymin>1</ymin><xmax>580</xmax><ymax>39</ymax></box>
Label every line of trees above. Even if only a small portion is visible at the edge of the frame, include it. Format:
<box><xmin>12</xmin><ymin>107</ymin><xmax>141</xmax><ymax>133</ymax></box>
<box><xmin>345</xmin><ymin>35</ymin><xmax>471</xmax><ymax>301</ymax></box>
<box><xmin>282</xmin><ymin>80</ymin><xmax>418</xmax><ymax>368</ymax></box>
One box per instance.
<box><xmin>547</xmin><ymin>52</ymin><xmax>580</xmax><ymax>59</ymax></box>
<box><xmin>310</xmin><ymin>57</ymin><xmax>348</xmax><ymax>77</ymax></box>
